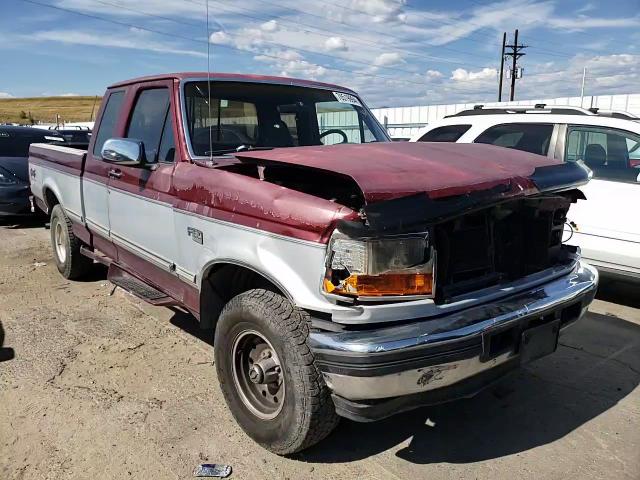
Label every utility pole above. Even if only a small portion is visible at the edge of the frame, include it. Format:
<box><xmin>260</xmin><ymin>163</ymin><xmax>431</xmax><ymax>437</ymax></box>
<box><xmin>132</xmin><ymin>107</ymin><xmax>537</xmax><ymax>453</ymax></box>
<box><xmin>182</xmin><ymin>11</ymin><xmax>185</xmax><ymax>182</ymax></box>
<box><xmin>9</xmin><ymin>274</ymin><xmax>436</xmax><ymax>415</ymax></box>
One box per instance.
<box><xmin>504</xmin><ymin>29</ymin><xmax>527</xmax><ymax>101</ymax></box>
<box><xmin>498</xmin><ymin>32</ymin><xmax>506</xmax><ymax>102</ymax></box>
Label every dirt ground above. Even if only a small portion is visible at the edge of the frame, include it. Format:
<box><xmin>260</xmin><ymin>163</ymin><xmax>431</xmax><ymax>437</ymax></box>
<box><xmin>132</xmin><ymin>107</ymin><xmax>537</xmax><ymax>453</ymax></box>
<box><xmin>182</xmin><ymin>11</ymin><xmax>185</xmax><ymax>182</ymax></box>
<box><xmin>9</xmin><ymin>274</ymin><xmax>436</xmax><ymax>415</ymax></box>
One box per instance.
<box><xmin>1</xmin><ymin>218</ymin><xmax>638</xmax><ymax>480</ymax></box>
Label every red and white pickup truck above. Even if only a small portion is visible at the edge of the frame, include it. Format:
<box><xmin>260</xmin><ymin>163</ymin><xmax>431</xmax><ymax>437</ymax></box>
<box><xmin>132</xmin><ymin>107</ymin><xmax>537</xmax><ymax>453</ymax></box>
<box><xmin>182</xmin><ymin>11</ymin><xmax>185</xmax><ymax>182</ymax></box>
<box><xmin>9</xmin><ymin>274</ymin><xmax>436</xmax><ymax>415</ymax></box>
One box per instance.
<box><xmin>29</xmin><ymin>72</ymin><xmax>598</xmax><ymax>454</ymax></box>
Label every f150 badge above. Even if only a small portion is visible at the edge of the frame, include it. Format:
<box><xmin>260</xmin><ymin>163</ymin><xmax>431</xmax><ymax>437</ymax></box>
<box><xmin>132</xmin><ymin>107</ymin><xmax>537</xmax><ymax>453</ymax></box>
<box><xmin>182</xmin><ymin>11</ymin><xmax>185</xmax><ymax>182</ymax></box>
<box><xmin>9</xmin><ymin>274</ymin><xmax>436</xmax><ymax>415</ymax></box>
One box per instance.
<box><xmin>187</xmin><ymin>227</ymin><xmax>203</xmax><ymax>244</ymax></box>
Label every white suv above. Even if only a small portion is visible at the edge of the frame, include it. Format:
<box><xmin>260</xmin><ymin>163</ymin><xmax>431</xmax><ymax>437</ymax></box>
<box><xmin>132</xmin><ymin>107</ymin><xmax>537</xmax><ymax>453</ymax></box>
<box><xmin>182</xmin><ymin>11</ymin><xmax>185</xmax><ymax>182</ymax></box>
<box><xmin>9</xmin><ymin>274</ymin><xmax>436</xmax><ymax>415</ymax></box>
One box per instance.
<box><xmin>411</xmin><ymin>105</ymin><xmax>640</xmax><ymax>281</ymax></box>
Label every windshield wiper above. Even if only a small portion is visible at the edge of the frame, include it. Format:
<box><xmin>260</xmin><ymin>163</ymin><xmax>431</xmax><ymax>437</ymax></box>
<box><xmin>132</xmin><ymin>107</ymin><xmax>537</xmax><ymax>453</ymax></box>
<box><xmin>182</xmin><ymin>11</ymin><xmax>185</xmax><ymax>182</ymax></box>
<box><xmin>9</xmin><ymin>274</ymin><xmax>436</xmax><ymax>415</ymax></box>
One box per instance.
<box><xmin>204</xmin><ymin>145</ymin><xmax>275</xmax><ymax>156</ymax></box>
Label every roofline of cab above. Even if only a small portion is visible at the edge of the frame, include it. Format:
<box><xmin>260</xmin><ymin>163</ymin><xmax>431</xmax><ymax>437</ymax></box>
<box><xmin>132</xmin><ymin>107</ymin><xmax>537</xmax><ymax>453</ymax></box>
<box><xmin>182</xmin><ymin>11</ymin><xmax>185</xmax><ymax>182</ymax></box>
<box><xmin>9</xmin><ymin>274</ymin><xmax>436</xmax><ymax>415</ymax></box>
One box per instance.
<box><xmin>107</xmin><ymin>72</ymin><xmax>357</xmax><ymax>94</ymax></box>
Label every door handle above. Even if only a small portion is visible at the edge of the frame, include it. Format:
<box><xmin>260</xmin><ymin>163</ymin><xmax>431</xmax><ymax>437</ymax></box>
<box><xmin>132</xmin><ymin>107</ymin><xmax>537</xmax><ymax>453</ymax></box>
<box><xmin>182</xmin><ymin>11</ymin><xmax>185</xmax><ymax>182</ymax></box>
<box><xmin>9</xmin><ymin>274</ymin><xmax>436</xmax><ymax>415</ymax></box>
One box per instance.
<box><xmin>108</xmin><ymin>169</ymin><xmax>122</xmax><ymax>179</ymax></box>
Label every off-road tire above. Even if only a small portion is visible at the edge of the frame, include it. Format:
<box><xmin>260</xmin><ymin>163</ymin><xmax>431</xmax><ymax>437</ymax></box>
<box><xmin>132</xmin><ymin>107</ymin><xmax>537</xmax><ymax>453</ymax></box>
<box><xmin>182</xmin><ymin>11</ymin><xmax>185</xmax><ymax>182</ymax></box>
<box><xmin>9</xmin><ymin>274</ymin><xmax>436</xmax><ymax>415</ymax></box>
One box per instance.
<box><xmin>214</xmin><ymin>289</ymin><xmax>339</xmax><ymax>455</ymax></box>
<box><xmin>50</xmin><ymin>204</ymin><xmax>92</xmax><ymax>279</ymax></box>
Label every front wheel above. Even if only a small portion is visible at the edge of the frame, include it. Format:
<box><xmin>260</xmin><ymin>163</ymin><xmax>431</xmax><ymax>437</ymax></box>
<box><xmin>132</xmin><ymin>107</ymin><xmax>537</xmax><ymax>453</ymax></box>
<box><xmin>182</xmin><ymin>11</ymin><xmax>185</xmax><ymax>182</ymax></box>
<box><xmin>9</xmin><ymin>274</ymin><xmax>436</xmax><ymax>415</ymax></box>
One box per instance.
<box><xmin>50</xmin><ymin>204</ymin><xmax>92</xmax><ymax>279</ymax></box>
<box><xmin>214</xmin><ymin>289</ymin><xmax>339</xmax><ymax>455</ymax></box>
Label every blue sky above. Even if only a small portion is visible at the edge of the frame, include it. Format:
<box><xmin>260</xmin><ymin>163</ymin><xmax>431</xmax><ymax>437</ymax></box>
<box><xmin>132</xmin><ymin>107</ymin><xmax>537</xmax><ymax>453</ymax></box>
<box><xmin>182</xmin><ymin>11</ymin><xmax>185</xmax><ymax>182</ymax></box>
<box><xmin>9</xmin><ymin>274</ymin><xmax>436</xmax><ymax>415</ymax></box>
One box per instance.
<box><xmin>1</xmin><ymin>0</ymin><xmax>639</xmax><ymax>107</ymax></box>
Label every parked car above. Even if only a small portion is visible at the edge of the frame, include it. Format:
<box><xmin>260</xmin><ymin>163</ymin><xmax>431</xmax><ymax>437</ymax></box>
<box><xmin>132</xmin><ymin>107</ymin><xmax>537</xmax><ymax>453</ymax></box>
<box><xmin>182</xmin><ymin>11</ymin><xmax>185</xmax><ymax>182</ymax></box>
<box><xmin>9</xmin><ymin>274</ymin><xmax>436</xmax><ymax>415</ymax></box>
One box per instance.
<box><xmin>0</xmin><ymin>126</ymin><xmax>64</xmax><ymax>216</ymax></box>
<box><xmin>29</xmin><ymin>74</ymin><xmax>598</xmax><ymax>454</ymax></box>
<box><xmin>411</xmin><ymin>105</ymin><xmax>640</xmax><ymax>281</ymax></box>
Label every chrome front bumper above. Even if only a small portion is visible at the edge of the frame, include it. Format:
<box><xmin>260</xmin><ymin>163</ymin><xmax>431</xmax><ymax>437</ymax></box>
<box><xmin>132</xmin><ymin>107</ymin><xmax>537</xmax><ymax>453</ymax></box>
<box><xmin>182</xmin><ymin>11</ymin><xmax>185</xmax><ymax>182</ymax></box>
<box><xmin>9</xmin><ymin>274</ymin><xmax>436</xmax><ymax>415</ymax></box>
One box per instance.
<box><xmin>310</xmin><ymin>261</ymin><xmax>598</xmax><ymax>421</ymax></box>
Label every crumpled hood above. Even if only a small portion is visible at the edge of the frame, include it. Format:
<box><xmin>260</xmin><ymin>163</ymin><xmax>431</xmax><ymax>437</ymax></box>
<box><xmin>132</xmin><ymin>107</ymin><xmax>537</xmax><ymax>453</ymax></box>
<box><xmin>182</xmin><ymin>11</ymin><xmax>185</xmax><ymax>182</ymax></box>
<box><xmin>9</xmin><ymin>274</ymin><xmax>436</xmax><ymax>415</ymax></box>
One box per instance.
<box><xmin>235</xmin><ymin>142</ymin><xmax>565</xmax><ymax>203</ymax></box>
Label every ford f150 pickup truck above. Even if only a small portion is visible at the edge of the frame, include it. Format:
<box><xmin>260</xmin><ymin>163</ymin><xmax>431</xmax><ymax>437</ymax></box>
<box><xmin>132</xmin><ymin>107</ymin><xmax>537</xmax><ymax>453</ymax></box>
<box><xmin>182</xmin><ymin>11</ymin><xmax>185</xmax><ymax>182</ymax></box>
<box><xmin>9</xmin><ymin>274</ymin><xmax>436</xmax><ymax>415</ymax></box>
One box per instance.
<box><xmin>29</xmin><ymin>72</ymin><xmax>598</xmax><ymax>454</ymax></box>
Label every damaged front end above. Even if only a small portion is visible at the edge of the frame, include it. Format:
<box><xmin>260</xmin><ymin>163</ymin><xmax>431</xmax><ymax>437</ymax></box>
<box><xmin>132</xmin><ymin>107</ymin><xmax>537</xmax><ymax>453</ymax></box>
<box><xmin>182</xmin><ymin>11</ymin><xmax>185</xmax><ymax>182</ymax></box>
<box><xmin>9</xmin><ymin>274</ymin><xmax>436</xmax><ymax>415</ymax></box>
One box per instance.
<box><xmin>322</xmin><ymin>162</ymin><xmax>590</xmax><ymax>306</ymax></box>
<box><xmin>308</xmin><ymin>161</ymin><xmax>598</xmax><ymax>422</ymax></box>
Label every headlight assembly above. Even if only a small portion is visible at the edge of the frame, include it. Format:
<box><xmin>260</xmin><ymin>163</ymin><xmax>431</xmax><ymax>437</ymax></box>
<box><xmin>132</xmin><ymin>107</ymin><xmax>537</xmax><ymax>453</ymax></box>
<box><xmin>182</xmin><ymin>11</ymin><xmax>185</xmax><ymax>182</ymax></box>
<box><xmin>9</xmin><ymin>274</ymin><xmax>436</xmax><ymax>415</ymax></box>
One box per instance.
<box><xmin>323</xmin><ymin>230</ymin><xmax>435</xmax><ymax>298</ymax></box>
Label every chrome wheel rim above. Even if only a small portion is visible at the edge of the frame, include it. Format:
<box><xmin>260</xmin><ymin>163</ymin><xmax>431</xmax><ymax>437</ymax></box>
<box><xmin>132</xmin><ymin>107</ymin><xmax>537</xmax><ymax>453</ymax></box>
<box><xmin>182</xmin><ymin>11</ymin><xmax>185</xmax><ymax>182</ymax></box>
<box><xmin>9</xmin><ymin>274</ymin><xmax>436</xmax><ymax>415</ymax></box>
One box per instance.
<box><xmin>231</xmin><ymin>329</ymin><xmax>285</xmax><ymax>420</ymax></box>
<box><xmin>54</xmin><ymin>222</ymin><xmax>67</xmax><ymax>264</ymax></box>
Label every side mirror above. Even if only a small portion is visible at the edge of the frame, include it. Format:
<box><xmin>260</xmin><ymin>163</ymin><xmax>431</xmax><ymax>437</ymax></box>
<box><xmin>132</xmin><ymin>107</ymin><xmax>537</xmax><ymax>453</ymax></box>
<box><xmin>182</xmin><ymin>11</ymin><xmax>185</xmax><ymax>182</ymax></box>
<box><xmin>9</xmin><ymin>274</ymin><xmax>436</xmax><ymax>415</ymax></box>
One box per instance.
<box><xmin>101</xmin><ymin>138</ymin><xmax>146</xmax><ymax>166</ymax></box>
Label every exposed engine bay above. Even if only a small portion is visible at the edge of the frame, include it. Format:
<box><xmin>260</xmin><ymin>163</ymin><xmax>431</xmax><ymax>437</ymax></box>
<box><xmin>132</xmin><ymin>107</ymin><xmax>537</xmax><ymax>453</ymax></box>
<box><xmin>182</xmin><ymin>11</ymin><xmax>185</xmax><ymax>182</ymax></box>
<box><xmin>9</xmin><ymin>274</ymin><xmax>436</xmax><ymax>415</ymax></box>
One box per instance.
<box><xmin>434</xmin><ymin>194</ymin><xmax>576</xmax><ymax>302</ymax></box>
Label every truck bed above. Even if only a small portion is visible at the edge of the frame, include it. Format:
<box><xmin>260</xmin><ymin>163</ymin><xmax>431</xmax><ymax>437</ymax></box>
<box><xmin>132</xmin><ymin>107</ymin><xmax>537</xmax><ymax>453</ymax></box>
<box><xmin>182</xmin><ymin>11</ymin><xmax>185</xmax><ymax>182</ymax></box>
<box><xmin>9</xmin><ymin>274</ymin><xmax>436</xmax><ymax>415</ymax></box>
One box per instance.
<box><xmin>28</xmin><ymin>143</ymin><xmax>86</xmax><ymax>222</ymax></box>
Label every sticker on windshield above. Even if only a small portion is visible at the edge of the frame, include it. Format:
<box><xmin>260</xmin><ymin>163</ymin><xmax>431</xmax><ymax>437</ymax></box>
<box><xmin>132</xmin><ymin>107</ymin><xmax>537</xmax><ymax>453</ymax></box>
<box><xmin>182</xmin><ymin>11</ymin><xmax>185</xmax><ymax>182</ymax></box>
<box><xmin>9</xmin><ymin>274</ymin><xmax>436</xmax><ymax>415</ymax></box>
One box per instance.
<box><xmin>333</xmin><ymin>91</ymin><xmax>362</xmax><ymax>107</ymax></box>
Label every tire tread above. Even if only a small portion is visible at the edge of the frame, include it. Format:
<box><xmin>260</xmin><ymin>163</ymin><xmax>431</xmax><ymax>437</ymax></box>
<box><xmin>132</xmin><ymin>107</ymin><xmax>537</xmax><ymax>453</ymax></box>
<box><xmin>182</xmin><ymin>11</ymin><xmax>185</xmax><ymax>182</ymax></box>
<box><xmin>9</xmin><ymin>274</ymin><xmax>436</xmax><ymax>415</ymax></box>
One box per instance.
<box><xmin>50</xmin><ymin>205</ymin><xmax>92</xmax><ymax>279</ymax></box>
<box><xmin>216</xmin><ymin>289</ymin><xmax>339</xmax><ymax>454</ymax></box>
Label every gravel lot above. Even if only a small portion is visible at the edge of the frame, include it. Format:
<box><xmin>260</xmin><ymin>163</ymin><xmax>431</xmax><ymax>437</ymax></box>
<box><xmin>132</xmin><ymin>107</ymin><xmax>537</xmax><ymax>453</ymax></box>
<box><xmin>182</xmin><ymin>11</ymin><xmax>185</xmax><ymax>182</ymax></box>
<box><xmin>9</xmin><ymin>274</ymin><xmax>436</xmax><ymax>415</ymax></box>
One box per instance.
<box><xmin>1</xmin><ymin>218</ymin><xmax>638</xmax><ymax>480</ymax></box>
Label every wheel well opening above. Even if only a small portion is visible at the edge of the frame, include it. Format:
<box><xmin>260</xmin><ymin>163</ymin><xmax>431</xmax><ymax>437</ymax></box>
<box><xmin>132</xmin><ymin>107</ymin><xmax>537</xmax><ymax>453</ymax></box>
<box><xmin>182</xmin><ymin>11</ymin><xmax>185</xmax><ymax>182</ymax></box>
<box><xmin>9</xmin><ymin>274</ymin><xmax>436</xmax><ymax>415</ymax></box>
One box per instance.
<box><xmin>200</xmin><ymin>263</ymin><xmax>287</xmax><ymax>331</ymax></box>
<box><xmin>43</xmin><ymin>188</ymin><xmax>60</xmax><ymax>212</ymax></box>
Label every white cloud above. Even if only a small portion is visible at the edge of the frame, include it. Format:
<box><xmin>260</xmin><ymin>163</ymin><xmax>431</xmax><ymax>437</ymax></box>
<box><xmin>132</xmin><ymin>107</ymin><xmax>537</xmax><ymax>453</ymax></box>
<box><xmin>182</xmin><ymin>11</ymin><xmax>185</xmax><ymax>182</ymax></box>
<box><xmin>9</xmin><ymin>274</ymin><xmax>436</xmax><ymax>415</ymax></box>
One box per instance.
<box><xmin>30</xmin><ymin>29</ymin><xmax>206</xmax><ymax>57</ymax></box>
<box><xmin>351</xmin><ymin>0</ymin><xmax>407</xmax><ymax>23</ymax></box>
<box><xmin>255</xmin><ymin>49</ymin><xmax>326</xmax><ymax>79</ymax></box>
<box><xmin>451</xmin><ymin>67</ymin><xmax>497</xmax><ymax>82</ymax></box>
<box><xmin>426</xmin><ymin>69</ymin><xmax>443</xmax><ymax>79</ymax></box>
<box><xmin>576</xmin><ymin>2</ymin><xmax>597</xmax><ymax>14</ymax></box>
<box><xmin>60</xmin><ymin>93</ymin><xmax>80</xmax><ymax>97</ymax></box>
<box><xmin>260</xmin><ymin>20</ymin><xmax>278</xmax><ymax>32</ymax></box>
<box><xmin>324</xmin><ymin>36</ymin><xmax>348</xmax><ymax>51</ymax></box>
<box><xmin>0</xmin><ymin>92</ymin><xmax>14</xmax><ymax>99</ymax></box>
<box><xmin>209</xmin><ymin>31</ymin><xmax>231</xmax><ymax>45</ymax></box>
<box><xmin>374</xmin><ymin>52</ymin><xmax>403</xmax><ymax>66</ymax></box>
<box><xmin>548</xmin><ymin>15</ymin><xmax>639</xmax><ymax>30</ymax></box>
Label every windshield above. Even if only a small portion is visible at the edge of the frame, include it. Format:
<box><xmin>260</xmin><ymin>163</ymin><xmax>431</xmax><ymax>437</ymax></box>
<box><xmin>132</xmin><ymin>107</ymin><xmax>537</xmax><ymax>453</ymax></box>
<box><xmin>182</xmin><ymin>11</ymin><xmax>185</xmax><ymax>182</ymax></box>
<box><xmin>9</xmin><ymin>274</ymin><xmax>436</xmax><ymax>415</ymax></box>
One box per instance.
<box><xmin>183</xmin><ymin>81</ymin><xmax>389</xmax><ymax>156</ymax></box>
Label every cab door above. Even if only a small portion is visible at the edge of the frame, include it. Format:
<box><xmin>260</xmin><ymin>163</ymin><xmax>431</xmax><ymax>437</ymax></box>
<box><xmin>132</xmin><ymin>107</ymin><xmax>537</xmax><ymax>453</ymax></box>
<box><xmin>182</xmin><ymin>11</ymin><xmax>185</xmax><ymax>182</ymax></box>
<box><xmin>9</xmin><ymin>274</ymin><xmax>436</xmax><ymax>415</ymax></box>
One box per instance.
<box><xmin>561</xmin><ymin>125</ymin><xmax>640</xmax><ymax>277</ymax></box>
<box><xmin>106</xmin><ymin>82</ymin><xmax>182</xmax><ymax>289</ymax></box>
<box><xmin>83</xmin><ymin>89</ymin><xmax>126</xmax><ymax>260</ymax></box>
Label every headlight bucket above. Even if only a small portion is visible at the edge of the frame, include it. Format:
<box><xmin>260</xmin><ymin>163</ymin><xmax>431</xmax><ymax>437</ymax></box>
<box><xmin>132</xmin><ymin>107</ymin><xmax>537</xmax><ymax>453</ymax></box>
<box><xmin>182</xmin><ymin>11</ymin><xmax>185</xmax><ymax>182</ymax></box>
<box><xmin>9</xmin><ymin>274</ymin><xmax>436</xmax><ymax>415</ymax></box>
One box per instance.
<box><xmin>324</xmin><ymin>230</ymin><xmax>435</xmax><ymax>298</ymax></box>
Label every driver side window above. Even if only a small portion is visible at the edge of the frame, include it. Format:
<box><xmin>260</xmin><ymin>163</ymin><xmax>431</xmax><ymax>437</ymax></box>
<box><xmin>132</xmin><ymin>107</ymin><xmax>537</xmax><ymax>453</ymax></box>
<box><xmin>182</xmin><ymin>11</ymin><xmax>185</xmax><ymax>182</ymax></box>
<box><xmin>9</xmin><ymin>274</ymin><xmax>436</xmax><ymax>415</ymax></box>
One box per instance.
<box><xmin>316</xmin><ymin>101</ymin><xmax>376</xmax><ymax>145</ymax></box>
<box><xmin>126</xmin><ymin>88</ymin><xmax>170</xmax><ymax>163</ymax></box>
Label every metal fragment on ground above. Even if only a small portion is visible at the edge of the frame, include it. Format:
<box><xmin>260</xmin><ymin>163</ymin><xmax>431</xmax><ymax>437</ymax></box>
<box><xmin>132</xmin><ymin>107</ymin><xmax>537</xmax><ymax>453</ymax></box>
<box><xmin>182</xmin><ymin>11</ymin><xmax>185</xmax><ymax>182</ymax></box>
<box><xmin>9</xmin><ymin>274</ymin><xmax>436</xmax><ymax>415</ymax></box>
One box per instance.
<box><xmin>193</xmin><ymin>464</ymin><xmax>232</xmax><ymax>478</ymax></box>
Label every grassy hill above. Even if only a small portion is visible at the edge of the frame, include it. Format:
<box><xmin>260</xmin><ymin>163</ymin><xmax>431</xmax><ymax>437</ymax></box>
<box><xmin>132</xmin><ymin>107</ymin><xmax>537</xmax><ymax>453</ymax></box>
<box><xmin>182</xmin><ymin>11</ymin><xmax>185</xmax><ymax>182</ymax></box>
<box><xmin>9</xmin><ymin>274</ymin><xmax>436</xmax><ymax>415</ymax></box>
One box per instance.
<box><xmin>0</xmin><ymin>96</ymin><xmax>102</xmax><ymax>124</ymax></box>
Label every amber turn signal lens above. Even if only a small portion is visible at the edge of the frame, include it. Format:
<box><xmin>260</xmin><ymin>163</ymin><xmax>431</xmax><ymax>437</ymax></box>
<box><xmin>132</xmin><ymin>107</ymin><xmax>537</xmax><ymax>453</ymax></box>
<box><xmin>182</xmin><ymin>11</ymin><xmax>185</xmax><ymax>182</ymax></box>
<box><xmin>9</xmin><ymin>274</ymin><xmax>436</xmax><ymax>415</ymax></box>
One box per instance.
<box><xmin>326</xmin><ymin>273</ymin><xmax>433</xmax><ymax>297</ymax></box>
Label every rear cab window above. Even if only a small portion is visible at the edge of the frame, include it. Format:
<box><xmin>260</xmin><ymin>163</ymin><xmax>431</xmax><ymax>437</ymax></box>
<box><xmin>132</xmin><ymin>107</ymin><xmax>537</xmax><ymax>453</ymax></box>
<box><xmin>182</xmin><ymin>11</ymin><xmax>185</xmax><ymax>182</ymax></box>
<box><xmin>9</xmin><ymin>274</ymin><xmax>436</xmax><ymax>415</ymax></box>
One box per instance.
<box><xmin>475</xmin><ymin>123</ymin><xmax>554</xmax><ymax>156</ymax></box>
<box><xmin>418</xmin><ymin>124</ymin><xmax>471</xmax><ymax>142</ymax></box>
<box><xmin>93</xmin><ymin>90</ymin><xmax>125</xmax><ymax>157</ymax></box>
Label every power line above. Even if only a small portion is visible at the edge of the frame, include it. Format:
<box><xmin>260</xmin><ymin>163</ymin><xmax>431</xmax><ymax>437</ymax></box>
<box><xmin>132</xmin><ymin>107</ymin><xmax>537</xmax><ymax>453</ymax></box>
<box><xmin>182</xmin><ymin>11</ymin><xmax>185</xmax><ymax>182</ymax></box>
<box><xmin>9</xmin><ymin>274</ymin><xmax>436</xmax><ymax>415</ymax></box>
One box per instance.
<box><xmin>14</xmin><ymin>0</ymin><xmax>451</xmax><ymax>91</ymax></box>
<box><xmin>16</xmin><ymin>0</ymin><xmax>581</xmax><ymax>98</ymax></box>
<box><xmin>259</xmin><ymin>0</ymin><xmax>503</xmax><ymax>65</ymax></box>
<box><xmin>324</xmin><ymin>0</ymin><xmax>580</xmax><ymax>60</ymax></box>
<box><xmin>90</xmin><ymin>0</ymin><xmax>203</xmax><ymax>28</ymax></box>
<box><xmin>415</xmin><ymin>0</ymin><xmax>607</xmax><ymax>57</ymax></box>
<box><xmin>255</xmin><ymin>0</ymin><xmax>500</xmax><ymax>64</ymax></box>
<box><xmin>185</xmin><ymin>0</ymin><xmax>498</xmax><ymax>70</ymax></box>
<box><xmin>16</xmin><ymin>0</ymin><xmax>425</xmax><ymax>82</ymax></box>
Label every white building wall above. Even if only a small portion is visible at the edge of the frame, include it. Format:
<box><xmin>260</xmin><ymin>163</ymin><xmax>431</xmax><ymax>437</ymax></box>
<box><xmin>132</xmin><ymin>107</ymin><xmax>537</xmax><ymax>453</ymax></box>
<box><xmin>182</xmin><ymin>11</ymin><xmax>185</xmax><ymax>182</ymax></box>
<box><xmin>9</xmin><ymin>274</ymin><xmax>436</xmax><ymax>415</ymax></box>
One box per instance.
<box><xmin>372</xmin><ymin>93</ymin><xmax>640</xmax><ymax>139</ymax></box>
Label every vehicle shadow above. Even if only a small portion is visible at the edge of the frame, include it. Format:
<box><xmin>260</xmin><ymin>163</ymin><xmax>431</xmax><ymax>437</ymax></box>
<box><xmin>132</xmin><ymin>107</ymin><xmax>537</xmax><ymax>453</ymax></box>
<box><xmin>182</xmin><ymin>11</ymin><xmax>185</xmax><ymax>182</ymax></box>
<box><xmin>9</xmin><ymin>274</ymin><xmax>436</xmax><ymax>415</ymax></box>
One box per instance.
<box><xmin>297</xmin><ymin>312</ymin><xmax>640</xmax><ymax>464</ymax></box>
<box><xmin>0</xmin><ymin>321</ymin><xmax>15</xmax><ymax>362</ymax></box>
<box><xmin>596</xmin><ymin>275</ymin><xmax>640</xmax><ymax>309</ymax></box>
<box><xmin>75</xmin><ymin>263</ymin><xmax>109</xmax><ymax>283</ymax></box>
<box><xmin>169</xmin><ymin>308</ymin><xmax>215</xmax><ymax>347</ymax></box>
<box><xmin>0</xmin><ymin>214</ymin><xmax>47</xmax><ymax>229</ymax></box>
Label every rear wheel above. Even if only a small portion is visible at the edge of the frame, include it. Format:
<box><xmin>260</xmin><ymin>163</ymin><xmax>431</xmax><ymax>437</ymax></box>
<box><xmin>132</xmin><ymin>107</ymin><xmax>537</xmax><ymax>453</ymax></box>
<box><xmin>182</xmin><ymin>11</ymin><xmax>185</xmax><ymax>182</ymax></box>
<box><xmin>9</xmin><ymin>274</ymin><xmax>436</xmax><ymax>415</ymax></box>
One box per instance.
<box><xmin>214</xmin><ymin>289</ymin><xmax>339</xmax><ymax>455</ymax></box>
<box><xmin>50</xmin><ymin>205</ymin><xmax>92</xmax><ymax>279</ymax></box>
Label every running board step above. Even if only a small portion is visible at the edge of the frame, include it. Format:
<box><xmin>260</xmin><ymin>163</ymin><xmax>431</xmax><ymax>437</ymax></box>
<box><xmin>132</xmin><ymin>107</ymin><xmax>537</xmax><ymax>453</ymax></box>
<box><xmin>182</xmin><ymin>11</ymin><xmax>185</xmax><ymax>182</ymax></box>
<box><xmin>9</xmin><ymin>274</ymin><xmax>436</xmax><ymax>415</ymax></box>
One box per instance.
<box><xmin>107</xmin><ymin>264</ymin><xmax>177</xmax><ymax>306</ymax></box>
